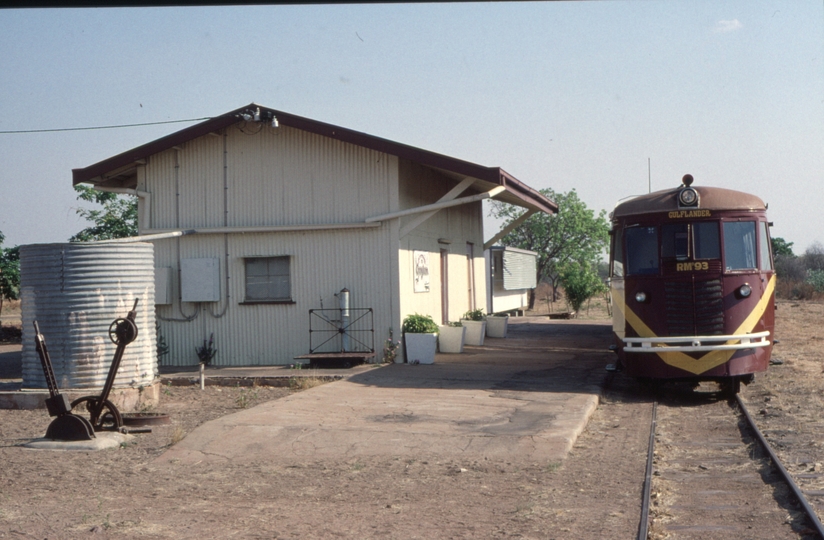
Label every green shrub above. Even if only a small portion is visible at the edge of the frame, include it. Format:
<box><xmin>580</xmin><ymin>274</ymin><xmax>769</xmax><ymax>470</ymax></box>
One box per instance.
<box><xmin>462</xmin><ymin>308</ymin><xmax>486</xmax><ymax>321</ymax></box>
<box><xmin>402</xmin><ymin>313</ymin><xmax>439</xmax><ymax>334</ymax></box>
<box><xmin>560</xmin><ymin>262</ymin><xmax>607</xmax><ymax>315</ymax></box>
<box><xmin>806</xmin><ymin>269</ymin><xmax>824</xmax><ymax>293</ymax></box>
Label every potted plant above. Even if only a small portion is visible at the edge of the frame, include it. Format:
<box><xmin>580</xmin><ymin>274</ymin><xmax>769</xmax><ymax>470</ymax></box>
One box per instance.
<box><xmin>460</xmin><ymin>309</ymin><xmax>487</xmax><ymax>346</ymax></box>
<box><xmin>486</xmin><ymin>312</ymin><xmax>510</xmax><ymax>338</ymax></box>
<box><xmin>402</xmin><ymin>313</ymin><xmax>439</xmax><ymax>364</ymax></box>
<box><xmin>438</xmin><ymin>321</ymin><xmax>465</xmax><ymax>353</ymax></box>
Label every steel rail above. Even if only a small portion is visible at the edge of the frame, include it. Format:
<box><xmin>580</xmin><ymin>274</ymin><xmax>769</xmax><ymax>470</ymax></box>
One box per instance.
<box><xmin>736</xmin><ymin>394</ymin><xmax>824</xmax><ymax>538</ymax></box>
<box><xmin>638</xmin><ymin>400</ymin><xmax>657</xmax><ymax>540</ymax></box>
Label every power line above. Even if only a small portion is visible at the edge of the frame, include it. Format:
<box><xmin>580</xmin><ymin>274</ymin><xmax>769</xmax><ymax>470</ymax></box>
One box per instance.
<box><xmin>0</xmin><ymin>117</ymin><xmax>213</xmax><ymax>134</ymax></box>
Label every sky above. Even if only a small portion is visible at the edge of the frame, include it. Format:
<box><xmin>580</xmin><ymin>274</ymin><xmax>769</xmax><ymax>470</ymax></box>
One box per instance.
<box><xmin>1</xmin><ymin>1</ymin><xmax>822</xmax><ymax>255</ymax></box>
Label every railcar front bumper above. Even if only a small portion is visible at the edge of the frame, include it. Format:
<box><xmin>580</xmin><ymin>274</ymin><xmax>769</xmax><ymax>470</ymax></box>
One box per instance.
<box><xmin>622</xmin><ymin>331</ymin><xmax>771</xmax><ymax>353</ymax></box>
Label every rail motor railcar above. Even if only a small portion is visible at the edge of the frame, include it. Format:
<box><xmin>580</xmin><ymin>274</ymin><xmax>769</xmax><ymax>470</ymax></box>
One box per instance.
<box><xmin>608</xmin><ymin>175</ymin><xmax>775</xmax><ymax>391</ymax></box>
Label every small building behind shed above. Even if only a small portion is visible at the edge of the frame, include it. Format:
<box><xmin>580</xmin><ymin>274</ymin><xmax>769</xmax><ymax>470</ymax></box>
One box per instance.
<box><xmin>485</xmin><ymin>246</ymin><xmax>538</xmax><ymax>315</ymax></box>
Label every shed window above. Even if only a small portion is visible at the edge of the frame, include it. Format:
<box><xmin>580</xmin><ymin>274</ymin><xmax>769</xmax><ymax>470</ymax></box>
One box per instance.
<box><xmin>245</xmin><ymin>256</ymin><xmax>291</xmax><ymax>302</ymax></box>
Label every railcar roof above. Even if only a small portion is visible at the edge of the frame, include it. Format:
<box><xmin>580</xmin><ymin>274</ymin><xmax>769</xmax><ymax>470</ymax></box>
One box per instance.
<box><xmin>612</xmin><ymin>185</ymin><xmax>766</xmax><ymax>219</ymax></box>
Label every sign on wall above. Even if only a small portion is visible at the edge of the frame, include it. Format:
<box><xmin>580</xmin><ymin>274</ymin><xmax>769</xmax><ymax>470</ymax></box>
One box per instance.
<box><xmin>413</xmin><ymin>251</ymin><xmax>430</xmax><ymax>293</ymax></box>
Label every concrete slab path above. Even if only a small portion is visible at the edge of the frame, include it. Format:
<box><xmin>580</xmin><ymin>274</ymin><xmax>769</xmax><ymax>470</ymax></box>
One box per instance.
<box><xmin>157</xmin><ymin>318</ymin><xmax>613</xmax><ymax>466</ymax></box>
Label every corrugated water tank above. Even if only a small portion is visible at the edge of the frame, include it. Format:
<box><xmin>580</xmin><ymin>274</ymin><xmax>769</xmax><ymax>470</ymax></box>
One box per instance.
<box><xmin>19</xmin><ymin>242</ymin><xmax>157</xmax><ymax>390</ymax></box>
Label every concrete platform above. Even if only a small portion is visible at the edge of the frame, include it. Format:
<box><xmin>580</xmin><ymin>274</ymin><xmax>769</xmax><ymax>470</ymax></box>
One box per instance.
<box><xmin>157</xmin><ymin>318</ymin><xmax>614</xmax><ymax>465</ymax></box>
<box><xmin>22</xmin><ymin>431</ymin><xmax>133</xmax><ymax>452</ymax></box>
<box><xmin>4</xmin><ymin>318</ymin><xmax>615</xmax><ymax>464</ymax></box>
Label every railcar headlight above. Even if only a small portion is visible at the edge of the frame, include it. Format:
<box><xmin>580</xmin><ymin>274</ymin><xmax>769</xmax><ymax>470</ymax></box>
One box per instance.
<box><xmin>738</xmin><ymin>284</ymin><xmax>752</xmax><ymax>298</ymax></box>
<box><xmin>635</xmin><ymin>291</ymin><xmax>648</xmax><ymax>303</ymax></box>
<box><xmin>679</xmin><ymin>187</ymin><xmax>698</xmax><ymax>206</ymax></box>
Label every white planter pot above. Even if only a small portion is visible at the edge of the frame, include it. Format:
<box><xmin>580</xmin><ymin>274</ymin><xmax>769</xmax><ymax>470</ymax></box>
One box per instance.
<box><xmin>438</xmin><ymin>325</ymin><xmax>466</xmax><ymax>353</ymax></box>
<box><xmin>486</xmin><ymin>316</ymin><xmax>509</xmax><ymax>338</ymax></box>
<box><xmin>460</xmin><ymin>320</ymin><xmax>486</xmax><ymax>346</ymax></box>
<box><xmin>404</xmin><ymin>332</ymin><xmax>438</xmax><ymax>364</ymax></box>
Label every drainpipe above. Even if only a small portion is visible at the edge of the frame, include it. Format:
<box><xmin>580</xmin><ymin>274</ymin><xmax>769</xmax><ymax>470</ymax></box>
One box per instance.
<box><xmin>80</xmin><ymin>230</ymin><xmax>195</xmax><ymax>244</ymax></box>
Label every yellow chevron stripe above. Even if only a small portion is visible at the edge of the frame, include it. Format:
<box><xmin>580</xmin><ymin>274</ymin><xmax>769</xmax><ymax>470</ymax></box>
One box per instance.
<box><xmin>615</xmin><ymin>275</ymin><xmax>775</xmax><ymax>375</ymax></box>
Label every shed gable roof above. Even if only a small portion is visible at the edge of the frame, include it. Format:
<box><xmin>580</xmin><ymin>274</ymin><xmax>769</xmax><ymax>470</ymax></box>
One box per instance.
<box><xmin>72</xmin><ymin>103</ymin><xmax>557</xmax><ymax>214</ymax></box>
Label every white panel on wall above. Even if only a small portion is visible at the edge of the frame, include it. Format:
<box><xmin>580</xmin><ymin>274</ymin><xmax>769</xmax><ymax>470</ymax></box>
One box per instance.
<box><xmin>181</xmin><ymin>258</ymin><xmax>220</xmax><ymax>302</ymax></box>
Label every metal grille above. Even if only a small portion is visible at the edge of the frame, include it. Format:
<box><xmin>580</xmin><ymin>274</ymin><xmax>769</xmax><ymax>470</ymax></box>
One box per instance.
<box><xmin>664</xmin><ymin>279</ymin><xmax>724</xmax><ymax>336</ymax></box>
<box><xmin>308</xmin><ymin>308</ymin><xmax>374</xmax><ymax>354</ymax></box>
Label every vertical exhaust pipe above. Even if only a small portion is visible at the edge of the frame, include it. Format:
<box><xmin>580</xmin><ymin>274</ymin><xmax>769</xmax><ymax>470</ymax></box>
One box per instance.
<box><xmin>339</xmin><ymin>288</ymin><xmax>350</xmax><ymax>352</ymax></box>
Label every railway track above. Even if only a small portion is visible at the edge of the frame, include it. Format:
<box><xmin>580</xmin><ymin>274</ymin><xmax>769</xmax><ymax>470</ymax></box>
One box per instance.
<box><xmin>638</xmin><ymin>389</ymin><xmax>824</xmax><ymax>540</ymax></box>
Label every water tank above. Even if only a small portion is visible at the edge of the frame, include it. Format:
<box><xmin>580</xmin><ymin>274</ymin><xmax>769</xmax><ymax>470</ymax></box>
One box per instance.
<box><xmin>20</xmin><ymin>242</ymin><xmax>157</xmax><ymax>390</ymax></box>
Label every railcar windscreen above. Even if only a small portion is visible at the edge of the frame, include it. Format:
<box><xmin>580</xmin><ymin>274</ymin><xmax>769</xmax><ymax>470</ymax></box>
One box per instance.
<box><xmin>625</xmin><ymin>226</ymin><xmax>659</xmax><ymax>275</ymax></box>
<box><xmin>723</xmin><ymin>221</ymin><xmax>757</xmax><ymax>271</ymax></box>
<box><xmin>759</xmin><ymin>222</ymin><xmax>773</xmax><ymax>271</ymax></box>
<box><xmin>662</xmin><ymin>223</ymin><xmax>689</xmax><ymax>259</ymax></box>
<box><xmin>694</xmin><ymin>222</ymin><xmax>721</xmax><ymax>259</ymax></box>
<box><xmin>612</xmin><ymin>228</ymin><xmax>624</xmax><ymax>277</ymax></box>
<box><xmin>661</xmin><ymin>222</ymin><xmax>720</xmax><ymax>261</ymax></box>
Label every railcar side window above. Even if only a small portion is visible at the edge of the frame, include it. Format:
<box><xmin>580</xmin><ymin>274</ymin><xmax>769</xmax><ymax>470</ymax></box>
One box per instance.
<box><xmin>693</xmin><ymin>222</ymin><xmax>720</xmax><ymax>260</ymax></box>
<box><xmin>611</xmin><ymin>228</ymin><xmax>624</xmax><ymax>277</ymax></box>
<box><xmin>625</xmin><ymin>226</ymin><xmax>659</xmax><ymax>275</ymax></box>
<box><xmin>723</xmin><ymin>221</ymin><xmax>757</xmax><ymax>271</ymax></box>
<box><xmin>759</xmin><ymin>221</ymin><xmax>773</xmax><ymax>271</ymax></box>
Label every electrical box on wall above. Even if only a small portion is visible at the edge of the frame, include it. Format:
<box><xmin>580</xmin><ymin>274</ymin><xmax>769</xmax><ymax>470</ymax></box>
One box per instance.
<box><xmin>155</xmin><ymin>267</ymin><xmax>173</xmax><ymax>305</ymax></box>
<box><xmin>181</xmin><ymin>258</ymin><xmax>220</xmax><ymax>302</ymax></box>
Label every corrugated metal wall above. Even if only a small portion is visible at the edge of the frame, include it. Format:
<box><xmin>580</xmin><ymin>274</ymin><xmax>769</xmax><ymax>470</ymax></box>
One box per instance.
<box><xmin>225</xmin><ymin>126</ymin><xmax>391</xmax><ymax>227</ymax></box>
<box><xmin>143</xmin><ymin>124</ymin><xmax>398</xmax><ymax>366</ymax></box>
<box><xmin>154</xmin><ymin>228</ymin><xmax>394</xmax><ymax>366</ymax></box>
<box><xmin>19</xmin><ymin>243</ymin><xmax>157</xmax><ymax>390</ymax></box>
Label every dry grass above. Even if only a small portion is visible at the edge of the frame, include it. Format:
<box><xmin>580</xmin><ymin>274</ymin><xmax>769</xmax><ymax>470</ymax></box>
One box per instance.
<box><xmin>169</xmin><ymin>425</ymin><xmax>187</xmax><ymax>446</ymax></box>
<box><xmin>289</xmin><ymin>372</ymin><xmax>327</xmax><ymax>391</ymax></box>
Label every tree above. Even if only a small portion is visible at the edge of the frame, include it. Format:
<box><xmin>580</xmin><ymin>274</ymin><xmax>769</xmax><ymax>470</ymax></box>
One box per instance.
<box><xmin>489</xmin><ymin>188</ymin><xmax>610</xmax><ymax>309</ymax></box>
<box><xmin>802</xmin><ymin>242</ymin><xmax>824</xmax><ymax>272</ymax></box>
<box><xmin>771</xmin><ymin>237</ymin><xmax>795</xmax><ymax>258</ymax></box>
<box><xmin>70</xmin><ymin>185</ymin><xmax>138</xmax><ymax>242</ymax></box>
<box><xmin>0</xmin><ymin>231</ymin><xmax>20</xmax><ymax>317</ymax></box>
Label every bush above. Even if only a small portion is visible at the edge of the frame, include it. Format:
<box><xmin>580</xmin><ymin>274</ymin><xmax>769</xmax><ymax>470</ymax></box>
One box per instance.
<box><xmin>806</xmin><ymin>269</ymin><xmax>824</xmax><ymax>293</ymax></box>
<box><xmin>560</xmin><ymin>262</ymin><xmax>607</xmax><ymax>315</ymax></box>
<box><xmin>775</xmin><ymin>254</ymin><xmax>805</xmax><ymax>281</ymax></box>
<box><xmin>462</xmin><ymin>308</ymin><xmax>485</xmax><ymax>321</ymax></box>
<box><xmin>402</xmin><ymin>313</ymin><xmax>438</xmax><ymax>334</ymax></box>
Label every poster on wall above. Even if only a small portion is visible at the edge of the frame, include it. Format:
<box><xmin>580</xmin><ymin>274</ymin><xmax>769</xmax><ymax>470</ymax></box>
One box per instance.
<box><xmin>413</xmin><ymin>251</ymin><xmax>430</xmax><ymax>293</ymax></box>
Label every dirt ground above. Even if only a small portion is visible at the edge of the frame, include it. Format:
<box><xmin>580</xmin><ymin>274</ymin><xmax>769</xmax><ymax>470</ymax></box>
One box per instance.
<box><xmin>0</xmin><ymin>298</ymin><xmax>822</xmax><ymax>538</ymax></box>
<box><xmin>741</xmin><ymin>301</ymin><xmax>824</xmax><ymax>518</ymax></box>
